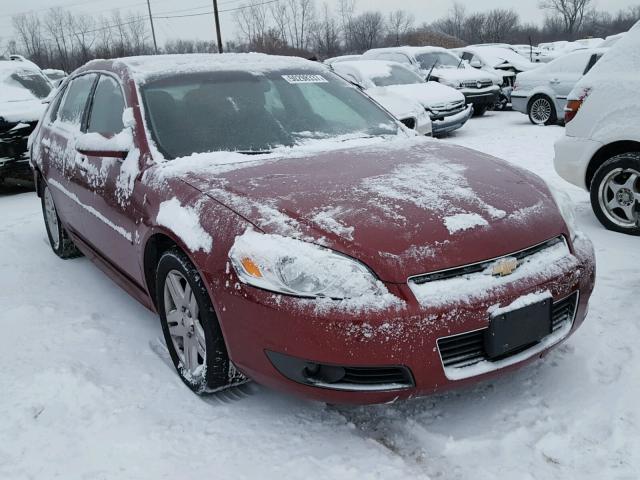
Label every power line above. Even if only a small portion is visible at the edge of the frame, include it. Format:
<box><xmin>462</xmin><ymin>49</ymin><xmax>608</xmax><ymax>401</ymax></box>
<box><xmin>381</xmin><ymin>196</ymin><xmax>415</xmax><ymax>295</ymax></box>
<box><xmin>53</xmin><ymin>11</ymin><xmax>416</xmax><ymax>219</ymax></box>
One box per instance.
<box><xmin>153</xmin><ymin>0</ymin><xmax>278</xmax><ymax>19</ymax></box>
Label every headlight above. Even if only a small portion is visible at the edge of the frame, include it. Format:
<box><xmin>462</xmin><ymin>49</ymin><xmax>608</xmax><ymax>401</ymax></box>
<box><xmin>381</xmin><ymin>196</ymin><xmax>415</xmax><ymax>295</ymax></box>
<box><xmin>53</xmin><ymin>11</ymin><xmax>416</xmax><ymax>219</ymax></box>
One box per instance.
<box><xmin>547</xmin><ymin>183</ymin><xmax>578</xmax><ymax>241</ymax></box>
<box><xmin>229</xmin><ymin>229</ymin><xmax>386</xmax><ymax>299</ymax></box>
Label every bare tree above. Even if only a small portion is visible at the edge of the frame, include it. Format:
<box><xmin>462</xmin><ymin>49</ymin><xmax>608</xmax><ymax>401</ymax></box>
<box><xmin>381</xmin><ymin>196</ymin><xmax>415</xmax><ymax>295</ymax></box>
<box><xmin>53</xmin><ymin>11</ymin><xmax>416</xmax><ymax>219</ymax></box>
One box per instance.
<box><xmin>433</xmin><ymin>2</ymin><xmax>466</xmax><ymax>39</ymax></box>
<box><xmin>337</xmin><ymin>0</ymin><xmax>356</xmax><ymax>51</ymax></box>
<box><xmin>235</xmin><ymin>0</ymin><xmax>269</xmax><ymax>47</ymax></box>
<box><xmin>539</xmin><ymin>0</ymin><xmax>592</xmax><ymax>35</ymax></box>
<box><xmin>484</xmin><ymin>9</ymin><xmax>520</xmax><ymax>42</ymax></box>
<box><xmin>313</xmin><ymin>2</ymin><xmax>341</xmax><ymax>57</ymax></box>
<box><xmin>12</xmin><ymin>12</ymin><xmax>47</xmax><ymax>66</ymax></box>
<box><xmin>350</xmin><ymin>11</ymin><xmax>384</xmax><ymax>51</ymax></box>
<box><xmin>387</xmin><ymin>10</ymin><xmax>414</xmax><ymax>46</ymax></box>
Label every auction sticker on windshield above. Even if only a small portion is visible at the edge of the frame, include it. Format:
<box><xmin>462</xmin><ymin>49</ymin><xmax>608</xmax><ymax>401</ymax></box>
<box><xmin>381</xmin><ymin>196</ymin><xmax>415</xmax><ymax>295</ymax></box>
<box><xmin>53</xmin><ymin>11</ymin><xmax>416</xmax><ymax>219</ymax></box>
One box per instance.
<box><xmin>282</xmin><ymin>74</ymin><xmax>328</xmax><ymax>84</ymax></box>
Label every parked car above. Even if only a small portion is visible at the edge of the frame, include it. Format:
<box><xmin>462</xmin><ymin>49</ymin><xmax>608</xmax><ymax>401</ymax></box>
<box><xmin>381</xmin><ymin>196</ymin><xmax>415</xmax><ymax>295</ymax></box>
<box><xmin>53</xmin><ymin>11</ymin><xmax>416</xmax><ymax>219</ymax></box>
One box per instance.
<box><xmin>324</xmin><ymin>55</ymin><xmax>361</xmax><ymax>65</ymax></box>
<box><xmin>363</xmin><ymin>46</ymin><xmax>500</xmax><ymax>116</ymax></box>
<box><xmin>31</xmin><ymin>53</ymin><xmax>595</xmax><ymax>404</ymax></box>
<box><xmin>332</xmin><ymin>60</ymin><xmax>470</xmax><ymax>136</ymax></box>
<box><xmin>555</xmin><ymin>22</ymin><xmax>640</xmax><ymax>235</ymax></box>
<box><xmin>43</xmin><ymin>68</ymin><xmax>67</xmax><ymax>86</ymax></box>
<box><xmin>0</xmin><ymin>58</ymin><xmax>52</xmax><ymax>185</ymax></box>
<box><xmin>511</xmin><ymin>44</ymin><xmax>544</xmax><ymax>62</ymax></box>
<box><xmin>452</xmin><ymin>46</ymin><xmax>539</xmax><ymax>109</ymax></box>
<box><xmin>511</xmin><ymin>48</ymin><xmax>606</xmax><ymax>125</ymax></box>
<box><xmin>599</xmin><ymin>33</ymin><xmax>624</xmax><ymax>48</ymax></box>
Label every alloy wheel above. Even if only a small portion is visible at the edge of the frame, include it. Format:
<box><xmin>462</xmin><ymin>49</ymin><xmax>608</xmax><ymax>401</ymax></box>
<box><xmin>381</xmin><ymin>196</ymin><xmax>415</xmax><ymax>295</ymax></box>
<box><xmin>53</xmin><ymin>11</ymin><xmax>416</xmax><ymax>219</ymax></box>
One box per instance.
<box><xmin>163</xmin><ymin>270</ymin><xmax>207</xmax><ymax>378</ymax></box>
<box><xmin>530</xmin><ymin>98</ymin><xmax>552</xmax><ymax>124</ymax></box>
<box><xmin>598</xmin><ymin>167</ymin><xmax>640</xmax><ymax>228</ymax></box>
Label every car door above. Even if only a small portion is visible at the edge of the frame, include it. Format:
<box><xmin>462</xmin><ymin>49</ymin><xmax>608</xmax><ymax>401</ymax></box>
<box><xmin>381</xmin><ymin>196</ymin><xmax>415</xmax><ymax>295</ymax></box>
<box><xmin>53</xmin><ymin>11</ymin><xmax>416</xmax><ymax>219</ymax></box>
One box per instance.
<box><xmin>548</xmin><ymin>51</ymin><xmax>591</xmax><ymax>109</ymax></box>
<box><xmin>68</xmin><ymin>73</ymin><xmax>145</xmax><ymax>285</ymax></box>
<box><xmin>39</xmin><ymin>73</ymin><xmax>98</xmax><ymax>233</ymax></box>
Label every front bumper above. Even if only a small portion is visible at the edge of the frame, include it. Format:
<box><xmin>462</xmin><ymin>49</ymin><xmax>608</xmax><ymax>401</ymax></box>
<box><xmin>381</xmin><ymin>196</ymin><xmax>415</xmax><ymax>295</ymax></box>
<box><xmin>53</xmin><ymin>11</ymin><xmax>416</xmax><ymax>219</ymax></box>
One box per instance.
<box><xmin>0</xmin><ymin>122</ymin><xmax>36</xmax><ymax>183</ymax></box>
<box><xmin>554</xmin><ymin>135</ymin><xmax>602</xmax><ymax>190</ymax></box>
<box><xmin>511</xmin><ymin>93</ymin><xmax>529</xmax><ymax>114</ymax></box>
<box><xmin>431</xmin><ymin>105</ymin><xmax>473</xmax><ymax>136</ymax></box>
<box><xmin>461</xmin><ymin>86</ymin><xmax>500</xmax><ymax>107</ymax></box>
<box><xmin>214</xmin><ymin>235</ymin><xmax>596</xmax><ymax>404</ymax></box>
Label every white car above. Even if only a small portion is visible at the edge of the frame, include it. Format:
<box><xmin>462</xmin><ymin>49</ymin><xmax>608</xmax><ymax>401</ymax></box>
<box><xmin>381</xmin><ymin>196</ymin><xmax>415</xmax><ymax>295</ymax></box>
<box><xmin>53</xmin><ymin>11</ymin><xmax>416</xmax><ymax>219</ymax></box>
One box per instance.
<box><xmin>332</xmin><ymin>60</ymin><xmax>471</xmax><ymax>136</ymax></box>
<box><xmin>363</xmin><ymin>46</ymin><xmax>500</xmax><ymax>116</ymax></box>
<box><xmin>511</xmin><ymin>48</ymin><xmax>606</xmax><ymax>125</ymax></box>
<box><xmin>554</xmin><ymin>22</ymin><xmax>640</xmax><ymax>235</ymax></box>
<box><xmin>324</xmin><ymin>55</ymin><xmax>362</xmax><ymax>65</ymax></box>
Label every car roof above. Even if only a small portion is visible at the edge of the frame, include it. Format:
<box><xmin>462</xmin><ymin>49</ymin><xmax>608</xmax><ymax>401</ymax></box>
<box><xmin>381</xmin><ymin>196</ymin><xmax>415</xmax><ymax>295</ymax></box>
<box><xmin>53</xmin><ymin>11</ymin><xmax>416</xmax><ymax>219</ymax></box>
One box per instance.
<box><xmin>83</xmin><ymin>53</ymin><xmax>321</xmax><ymax>83</ymax></box>
<box><xmin>365</xmin><ymin>46</ymin><xmax>448</xmax><ymax>57</ymax></box>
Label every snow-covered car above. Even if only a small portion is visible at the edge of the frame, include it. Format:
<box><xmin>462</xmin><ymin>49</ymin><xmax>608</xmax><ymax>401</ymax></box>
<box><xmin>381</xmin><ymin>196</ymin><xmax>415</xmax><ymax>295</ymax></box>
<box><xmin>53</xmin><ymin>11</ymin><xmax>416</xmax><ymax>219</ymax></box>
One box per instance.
<box><xmin>43</xmin><ymin>68</ymin><xmax>67</xmax><ymax>86</ymax></box>
<box><xmin>30</xmin><ymin>53</ymin><xmax>595</xmax><ymax>404</ymax></box>
<box><xmin>512</xmin><ymin>48</ymin><xmax>606</xmax><ymax>125</ymax></box>
<box><xmin>0</xmin><ymin>58</ymin><xmax>52</xmax><ymax>185</ymax></box>
<box><xmin>599</xmin><ymin>33</ymin><xmax>624</xmax><ymax>48</ymax></box>
<box><xmin>452</xmin><ymin>46</ymin><xmax>539</xmax><ymax>109</ymax></box>
<box><xmin>554</xmin><ymin>22</ymin><xmax>640</xmax><ymax>235</ymax></box>
<box><xmin>332</xmin><ymin>60</ymin><xmax>471</xmax><ymax>136</ymax></box>
<box><xmin>511</xmin><ymin>44</ymin><xmax>544</xmax><ymax>62</ymax></box>
<box><xmin>363</xmin><ymin>46</ymin><xmax>500</xmax><ymax>116</ymax></box>
<box><xmin>324</xmin><ymin>55</ymin><xmax>361</xmax><ymax>65</ymax></box>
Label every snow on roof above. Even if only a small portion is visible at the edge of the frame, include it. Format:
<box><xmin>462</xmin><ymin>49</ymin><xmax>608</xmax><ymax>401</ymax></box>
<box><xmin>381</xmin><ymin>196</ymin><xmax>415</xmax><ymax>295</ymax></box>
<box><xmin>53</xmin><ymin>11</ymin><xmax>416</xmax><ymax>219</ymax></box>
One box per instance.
<box><xmin>334</xmin><ymin>60</ymin><xmax>396</xmax><ymax>80</ymax></box>
<box><xmin>583</xmin><ymin>20</ymin><xmax>640</xmax><ymax>76</ymax></box>
<box><xmin>110</xmin><ymin>53</ymin><xmax>321</xmax><ymax>82</ymax></box>
<box><xmin>365</xmin><ymin>46</ymin><xmax>448</xmax><ymax>56</ymax></box>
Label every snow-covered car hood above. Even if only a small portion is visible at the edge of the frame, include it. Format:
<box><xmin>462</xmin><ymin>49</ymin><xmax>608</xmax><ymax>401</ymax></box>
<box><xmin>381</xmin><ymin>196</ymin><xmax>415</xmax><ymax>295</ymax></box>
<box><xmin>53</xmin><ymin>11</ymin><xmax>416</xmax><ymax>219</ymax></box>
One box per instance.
<box><xmin>362</xmin><ymin>88</ymin><xmax>428</xmax><ymax>125</ymax></box>
<box><xmin>174</xmin><ymin>138</ymin><xmax>567</xmax><ymax>283</ymax></box>
<box><xmin>368</xmin><ymin>82</ymin><xmax>465</xmax><ymax>110</ymax></box>
<box><xmin>429</xmin><ymin>67</ymin><xmax>494</xmax><ymax>83</ymax></box>
<box><xmin>0</xmin><ymin>84</ymin><xmax>46</xmax><ymax>124</ymax></box>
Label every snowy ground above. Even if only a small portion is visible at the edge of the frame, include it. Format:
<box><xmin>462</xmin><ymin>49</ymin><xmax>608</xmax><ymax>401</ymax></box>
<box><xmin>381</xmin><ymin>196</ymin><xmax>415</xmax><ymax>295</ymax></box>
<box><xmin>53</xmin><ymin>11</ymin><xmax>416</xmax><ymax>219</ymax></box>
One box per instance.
<box><xmin>1</xmin><ymin>111</ymin><xmax>638</xmax><ymax>479</ymax></box>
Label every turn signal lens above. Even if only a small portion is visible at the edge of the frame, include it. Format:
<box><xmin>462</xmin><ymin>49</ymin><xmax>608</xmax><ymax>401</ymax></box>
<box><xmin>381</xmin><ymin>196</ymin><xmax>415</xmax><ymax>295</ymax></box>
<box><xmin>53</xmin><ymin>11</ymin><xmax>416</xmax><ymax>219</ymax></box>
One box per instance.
<box><xmin>564</xmin><ymin>88</ymin><xmax>591</xmax><ymax>123</ymax></box>
<box><xmin>240</xmin><ymin>257</ymin><xmax>263</xmax><ymax>278</ymax></box>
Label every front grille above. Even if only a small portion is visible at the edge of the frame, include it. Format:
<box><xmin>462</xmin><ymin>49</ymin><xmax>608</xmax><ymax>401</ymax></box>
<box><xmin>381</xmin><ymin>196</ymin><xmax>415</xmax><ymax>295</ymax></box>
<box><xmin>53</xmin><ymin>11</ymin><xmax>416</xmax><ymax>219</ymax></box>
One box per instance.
<box><xmin>410</xmin><ymin>237</ymin><xmax>565</xmax><ymax>286</ymax></box>
<box><xmin>339</xmin><ymin>366</ymin><xmax>414</xmax><ymax>386</ymax></box>
<box><xmin>503</xmin><ymin>75</ymin><xmax>515</xmax><ymax>88</ymax></box>
<box><xmin>429</xmin><ymin>101</ymin><xmax>467</xmax><ymax>120</ymax></box>
<box><xmin>462</xmin><ymin>80</ymin><xmax>494</xmax><ymax>89</ymax></box>
<box><xmin>438</xmin><ymin>292</ymin><xmax>579</xmax><ymax>369</ymax></box>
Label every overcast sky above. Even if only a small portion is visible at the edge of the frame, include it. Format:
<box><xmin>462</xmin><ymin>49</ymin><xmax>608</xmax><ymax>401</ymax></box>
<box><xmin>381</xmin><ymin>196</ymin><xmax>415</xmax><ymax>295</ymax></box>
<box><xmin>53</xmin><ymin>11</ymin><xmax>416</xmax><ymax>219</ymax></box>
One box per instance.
<box><xmin>0</xmin><ymin>0</ymin><xmax>636</xmax><ymax>46</ymax></box>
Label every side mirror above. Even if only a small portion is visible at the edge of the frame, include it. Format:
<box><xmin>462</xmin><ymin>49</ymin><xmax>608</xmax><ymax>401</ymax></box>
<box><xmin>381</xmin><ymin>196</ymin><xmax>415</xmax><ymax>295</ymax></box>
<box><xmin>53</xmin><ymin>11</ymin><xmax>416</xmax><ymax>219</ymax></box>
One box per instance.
<box><xmin>75</xmin><ymin>130</ymin><xmax>131</xmax><ymax>159</ymax></box>
<box><xmin>470</xmin><ymin>59</ymin><xmax>482</xmax><ymax>69</ymax></box>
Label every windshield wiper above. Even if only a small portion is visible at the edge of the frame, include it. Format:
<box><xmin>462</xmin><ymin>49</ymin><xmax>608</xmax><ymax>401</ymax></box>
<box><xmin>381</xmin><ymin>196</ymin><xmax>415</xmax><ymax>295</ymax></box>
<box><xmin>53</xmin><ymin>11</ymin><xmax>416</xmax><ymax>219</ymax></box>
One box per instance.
<box><xmin>426</xmin><ymin>59</ymin><xmax>439</xmax><ymax>81</ymax></box>
<box><xmin>236</xmin><ymin>150</ymin><xmax>273</xmax><ymax>155</ymax></box>
<box><xmin>457</xmin><ymin>56</ymin><xmax>464</xmax><ymax>69</ymax></box>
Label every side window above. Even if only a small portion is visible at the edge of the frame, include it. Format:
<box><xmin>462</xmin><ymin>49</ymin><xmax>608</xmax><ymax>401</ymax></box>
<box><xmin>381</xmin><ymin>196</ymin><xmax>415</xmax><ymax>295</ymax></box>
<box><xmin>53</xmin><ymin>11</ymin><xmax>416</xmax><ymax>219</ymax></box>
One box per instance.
<box><xmin>58</xmin><ymin>74</ymin><xmax>97</xmax><ymax>127</ymax></box>
<box><xmin>584</xmin><ymin>54</ymin><xmax>602</xmax><ymax>75</ymax></box>
<box><xmin>87</xmin><ymin>76</ymin><xmax>125</xmax><ymax>136</ymax></box>
<box><xmin>553</xmin><ymin>52</ymin><xmax>590</xmax><ymax>74</ymax></box>
<box><xmin>46</xmin><ymin>86</ymin><xmax>67</xmax><ymax>124</ymax></box>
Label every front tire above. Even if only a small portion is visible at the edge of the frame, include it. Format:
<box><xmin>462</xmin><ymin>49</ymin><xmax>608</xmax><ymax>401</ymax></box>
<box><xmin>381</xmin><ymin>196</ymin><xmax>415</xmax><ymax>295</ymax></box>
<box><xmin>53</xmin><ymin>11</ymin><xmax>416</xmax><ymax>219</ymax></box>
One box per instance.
<box><xmin>41</xmin><ymin>183</ymin><xmax>82</xmax><ymax>259</ymax></box>
<box><xmin>590</xmin><ymin>153</ymin><xmax>640</xmax><ymax>235</ymax></box>
<box><xmin>528</xmin><ymin>95</ymin><xmax>557</xmax><ymax>125</ymax></box>
<box><xmin>472</xmin><ymin>105</ymin><xmax>488</xmax><ymax>117</ymax></box>
<box><xmin>156</xmin><ymin>248</ymin><xmax>231</xmax><ymax>394</ymax></box>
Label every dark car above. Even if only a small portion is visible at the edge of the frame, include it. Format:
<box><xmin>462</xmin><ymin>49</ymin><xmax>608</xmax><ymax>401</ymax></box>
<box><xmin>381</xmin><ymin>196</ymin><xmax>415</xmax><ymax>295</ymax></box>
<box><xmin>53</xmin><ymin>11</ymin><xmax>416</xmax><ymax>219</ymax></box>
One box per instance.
<box><xmin>0</xmin><ymin>58</ymin><xmax>52</xmax><ymax>185</ymax></box>
<box><xmin>30</xmin><ymin>54</ymin><xmax>595</xmax><ymax>404</ymax></box>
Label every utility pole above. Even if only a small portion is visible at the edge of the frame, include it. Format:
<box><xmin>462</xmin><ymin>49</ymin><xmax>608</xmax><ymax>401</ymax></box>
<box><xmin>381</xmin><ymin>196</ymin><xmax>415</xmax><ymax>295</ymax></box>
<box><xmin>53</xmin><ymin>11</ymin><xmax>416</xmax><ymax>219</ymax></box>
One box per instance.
<box><xmin>212</xmin><ymin>0</ymin><xmax>223</xmax><ymax>53</ymax></box>
<box><xmin>146</xmin><ymin>0</ymin><xmax>158</xmax><ymax>54</ymax></box>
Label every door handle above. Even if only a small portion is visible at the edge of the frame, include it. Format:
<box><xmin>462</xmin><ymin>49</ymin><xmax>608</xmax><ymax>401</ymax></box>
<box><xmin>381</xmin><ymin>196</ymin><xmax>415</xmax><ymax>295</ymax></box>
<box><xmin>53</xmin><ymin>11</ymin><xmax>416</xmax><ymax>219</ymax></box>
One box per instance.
<box><xmin>549</xmin><ymin>78</ymin><xmax>560</xmax><ymax>84</ymax></box>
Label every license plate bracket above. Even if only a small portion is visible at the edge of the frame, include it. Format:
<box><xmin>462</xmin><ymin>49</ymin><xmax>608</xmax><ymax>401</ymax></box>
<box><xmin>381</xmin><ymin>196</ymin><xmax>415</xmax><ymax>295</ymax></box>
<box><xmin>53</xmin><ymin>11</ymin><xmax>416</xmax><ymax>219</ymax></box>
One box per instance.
<box><xmin>484</xmin><ymin>298</ymin><xmax>553</xmax><ymax>359</ymax></box>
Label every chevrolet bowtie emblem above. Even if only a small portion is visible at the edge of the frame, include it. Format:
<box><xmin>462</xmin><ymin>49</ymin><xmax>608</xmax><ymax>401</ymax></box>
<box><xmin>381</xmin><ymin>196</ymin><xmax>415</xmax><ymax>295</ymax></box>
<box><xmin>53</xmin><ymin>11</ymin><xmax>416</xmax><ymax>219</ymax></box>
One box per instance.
<box><xmin>491</xmin><ymin>257</ymin><xmax>519</xmax><ymax>277</ymax></box>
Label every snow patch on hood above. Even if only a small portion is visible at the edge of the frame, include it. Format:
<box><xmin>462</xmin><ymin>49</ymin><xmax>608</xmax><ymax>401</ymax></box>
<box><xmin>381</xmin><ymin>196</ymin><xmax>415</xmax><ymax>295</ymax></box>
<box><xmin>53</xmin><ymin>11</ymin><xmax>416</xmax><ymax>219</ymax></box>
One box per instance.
<box><xmin>310</xmin><ymin>206</ymin><xmax>355</xmax><ymax>241</ymax></box>
<box><xmin>372</xmin><ymin>82</ymin><xmax>465</xmax><ymax>109</ymax></box>
<box><xmin>361</xmin><ymin>159</ymin><xmax>506</xmax><ymax>232</ymax></box>
<box><xmin>444</xmin><ymin>213</ymin><xmax>489</xmax><ymax>234</ymax></box>
<box><xmin>157</xmin><ymin>198</ymin><xmax>213</xmax><ymax>253</ymax></box>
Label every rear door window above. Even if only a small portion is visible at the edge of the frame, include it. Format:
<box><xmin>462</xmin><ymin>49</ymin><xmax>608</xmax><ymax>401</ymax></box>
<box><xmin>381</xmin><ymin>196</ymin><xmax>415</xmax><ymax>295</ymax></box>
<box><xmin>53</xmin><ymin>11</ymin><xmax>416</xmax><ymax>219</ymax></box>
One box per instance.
<box><xmin>584</xmin><ymin>54</ymin><xmax>602</xmax><ymax>75</ymax></box>
<box><xmin>57</xmin><ymin>74</ymin><xmax>97</xmax><ymax>127</ymax></box>
<box><xmin>87</xmin><ymin>75</ymin><xmax>125</xmax><ymax>136</ymax></box>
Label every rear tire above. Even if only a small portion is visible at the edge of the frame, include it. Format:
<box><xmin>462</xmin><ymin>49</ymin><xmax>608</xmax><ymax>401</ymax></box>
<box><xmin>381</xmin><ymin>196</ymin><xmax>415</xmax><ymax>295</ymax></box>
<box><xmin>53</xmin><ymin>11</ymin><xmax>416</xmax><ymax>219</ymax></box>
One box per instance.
<box><xmin>590</xmin><ymin>153</ymin><xmax>640</xmax><ymax>235</ymax></box>
<box><xmin>41</xmin><ymin>183</ymin><xmax>82</xmax><ymax>259</ymax></box>
<box><xmin>528</xmin><ymin>95</ymin><xmax>557</xmax><ymax>125</ymax></box>
<box><xmin>156</xmin><ymin>248</ymin><xmax>231</xmax><ymax>394</ymax></box>
<box><xmin>472</xmin><ymin>105</ymin><xmax>488</xmax><ymax>117</ymax></box>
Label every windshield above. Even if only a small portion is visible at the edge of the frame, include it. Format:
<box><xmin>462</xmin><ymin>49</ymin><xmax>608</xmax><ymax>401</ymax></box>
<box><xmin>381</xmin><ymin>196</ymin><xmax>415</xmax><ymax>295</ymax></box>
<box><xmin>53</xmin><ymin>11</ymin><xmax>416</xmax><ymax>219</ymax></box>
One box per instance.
<box><xmin>415</xmin><ymin>52</ymin><xmax>460</xmax><ymax>70</ymax></box>
<box><xmin>141</xmin><ymin>69</ymin><xmax>397</xmax><ymax>159</ymax></box>
<box><xmin>371</xmin><ymin>65</ymin><xmax>424</xmax><ymax>87</ymax></box>
<box><xmin>8</xmin><ymin>70</ymin><xmax>52</xmax><ymax>99</ymax></box>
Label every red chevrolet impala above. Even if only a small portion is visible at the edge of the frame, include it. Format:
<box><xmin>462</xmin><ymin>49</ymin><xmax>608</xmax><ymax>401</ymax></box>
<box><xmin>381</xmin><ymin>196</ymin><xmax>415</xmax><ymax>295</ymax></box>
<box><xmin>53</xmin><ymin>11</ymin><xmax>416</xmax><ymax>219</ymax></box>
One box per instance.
<box><xmin>30</xmin><ymin>54</ymin><xmax>595</xmax><ymax>404</ymax></box>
